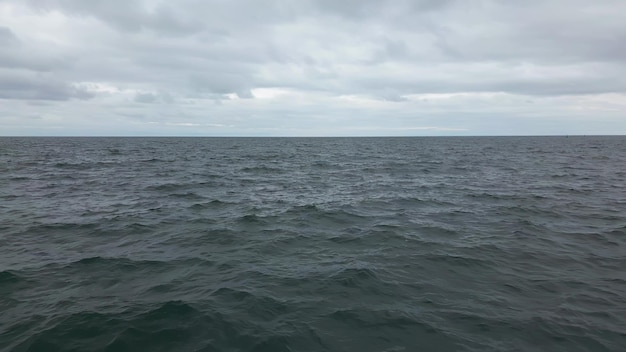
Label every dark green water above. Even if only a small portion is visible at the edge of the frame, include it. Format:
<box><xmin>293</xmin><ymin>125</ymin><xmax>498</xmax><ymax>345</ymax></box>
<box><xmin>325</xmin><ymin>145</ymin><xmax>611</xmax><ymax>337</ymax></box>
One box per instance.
<box><xmin>1</xmin><ymin>137</ymin><xmax>625</xmax><ymax>351</ymax></box>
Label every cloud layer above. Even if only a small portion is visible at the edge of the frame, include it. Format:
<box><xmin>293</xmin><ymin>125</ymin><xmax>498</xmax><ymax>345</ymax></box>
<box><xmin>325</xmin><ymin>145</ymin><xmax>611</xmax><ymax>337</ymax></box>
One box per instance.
<box><xmin>1</xmin><ymin>0</ymin><xmax>625</xmax><ymax>135</ymax></box>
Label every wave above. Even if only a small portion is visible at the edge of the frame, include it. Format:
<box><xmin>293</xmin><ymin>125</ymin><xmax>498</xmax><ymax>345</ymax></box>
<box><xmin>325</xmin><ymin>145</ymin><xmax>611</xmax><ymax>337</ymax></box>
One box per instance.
<box><xmin>52</xmin><ymin>161</ymin><xmax>119</xmax><ymax>170</ymax></box>
<box><xmin>240</xmin><ymin>165</ymin><xmax>284</xmax><ymax>173</ymax></box>
<box><xmin>0</xmin><ymin>270</ymin><xmax>23</xmax><ymax>284</ymax></box>
<box><xmin>10</xmin><ymin>301</ymin><xmax>232</xmax><ymax>352</ymax></box>
<box><xmin>281</xmin><ymin>204</ymin><xmax>370</xmax><ymax>226</ymax></box>
<box><xmin>210</xmin><ymin>287</ymin><xmax>291</xmax><ymax>321</ymax></box>
<box><xmin>188</xmin><ymin>199</ymin><xmax>234</xmax><ymax>210</ymax></box>
<box><xmin>167</xmin><ymin>191</ymin><xmax>205</xmax><ymax>200</ymax></box>
<box><xmin>27</xmin><ymin>256</ymin><xmax>214</xmax><ymax>276</ymax></box>
<box><xmin>144</xmin><ymin>183</ymin><xmax>190</xmax><ymax>192</ymax></box>
<box><xmin>328</xmin><ymin>267</ymin><xmax>381</xmax><ymax>289</ymax></box>
<box><xmin>324</xmin><ymin>308</ymin><xmax>460</xmax><ymax>351</ymax></box>
<box><xmin>17</xmin><ymin>222</ymin><xmax>101</xmax><ymax>237</ymax></box>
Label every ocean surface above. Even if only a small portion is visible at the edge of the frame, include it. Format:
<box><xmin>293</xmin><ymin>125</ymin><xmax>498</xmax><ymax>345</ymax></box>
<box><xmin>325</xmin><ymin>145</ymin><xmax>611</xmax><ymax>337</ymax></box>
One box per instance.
<box><xmin>1</xmin><ymin>136</ymin><xmax>625</xmax><ymax>352</ymax></box>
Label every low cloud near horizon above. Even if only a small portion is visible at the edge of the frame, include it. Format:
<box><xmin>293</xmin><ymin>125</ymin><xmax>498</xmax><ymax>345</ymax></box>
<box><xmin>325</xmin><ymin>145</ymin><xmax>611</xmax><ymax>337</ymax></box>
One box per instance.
<box><xmin>1</xmin><ymin>0</ymin><xmax>625</xmax><ymax>136</ymax></box>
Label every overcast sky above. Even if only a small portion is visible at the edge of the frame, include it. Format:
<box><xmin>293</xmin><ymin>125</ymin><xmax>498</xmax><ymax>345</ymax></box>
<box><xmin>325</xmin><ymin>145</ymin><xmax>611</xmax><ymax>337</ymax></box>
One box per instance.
<box><xmin>1</xmin><ymin>0</ymin><xmax>625</xmax><ymax>136</ymax></box>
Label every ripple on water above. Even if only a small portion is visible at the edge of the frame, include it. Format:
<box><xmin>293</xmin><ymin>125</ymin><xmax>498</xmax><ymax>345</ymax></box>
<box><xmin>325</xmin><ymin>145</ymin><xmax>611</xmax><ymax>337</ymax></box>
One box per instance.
<box><xmin>1</xmin><ymin>136</ymin><xmax>626</xmax><ymax>352</ymax></box>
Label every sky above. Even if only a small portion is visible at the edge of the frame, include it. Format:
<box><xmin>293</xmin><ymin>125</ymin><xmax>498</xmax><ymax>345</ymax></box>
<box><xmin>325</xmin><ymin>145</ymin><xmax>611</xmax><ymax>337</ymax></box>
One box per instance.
<box><xmin>0</xmin><ymin>0</ymin><xmax>625</xmax><ymax>136</ymax></box>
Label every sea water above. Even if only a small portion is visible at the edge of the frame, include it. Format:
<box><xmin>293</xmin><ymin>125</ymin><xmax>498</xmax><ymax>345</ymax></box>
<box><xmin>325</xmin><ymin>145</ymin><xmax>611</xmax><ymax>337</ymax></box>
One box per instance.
<box><xmin>1</xmin><ymin>136</ymin><xmax>625</xmax><ymax>351</ymax></box>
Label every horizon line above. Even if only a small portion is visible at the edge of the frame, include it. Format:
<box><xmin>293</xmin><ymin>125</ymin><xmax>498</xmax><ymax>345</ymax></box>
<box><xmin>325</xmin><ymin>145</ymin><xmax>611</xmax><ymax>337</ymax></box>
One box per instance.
<box><xmin>0</xmin><ymin>134</ymin><xmax>623</xmax><ymax>138</ymax></box>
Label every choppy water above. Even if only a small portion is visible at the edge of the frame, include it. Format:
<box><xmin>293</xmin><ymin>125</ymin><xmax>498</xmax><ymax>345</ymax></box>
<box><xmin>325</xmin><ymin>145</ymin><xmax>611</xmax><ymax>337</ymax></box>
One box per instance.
<box><xmin>1</xmin><ymin>136</ymin><xmax>625</xmax><ymax>352</ymax></box>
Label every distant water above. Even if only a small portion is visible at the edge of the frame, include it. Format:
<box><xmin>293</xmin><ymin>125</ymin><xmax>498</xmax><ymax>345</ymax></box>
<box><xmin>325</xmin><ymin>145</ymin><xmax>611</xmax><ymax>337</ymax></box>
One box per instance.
<box><xmin>1</xmin><ymin>136</ymin><xmax>625</xmax><ymax>352</ymax></box>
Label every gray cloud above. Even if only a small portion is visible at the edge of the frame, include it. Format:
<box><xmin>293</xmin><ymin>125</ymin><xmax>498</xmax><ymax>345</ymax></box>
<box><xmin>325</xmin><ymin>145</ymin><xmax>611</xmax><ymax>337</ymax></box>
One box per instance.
<box><xmin>311</xmin><ymin>0</ymin><xmax>383</xmax><ymax>19</ymax></box>
<box><xmin>24</xmin><ymin>0</ymin><xmax>296</xmax><ymax>35</ymax></box>
<box><xmin>1</xmin><ymin>0</ymin><xmax>625</xmax><ymax>135</ymax></box>
<box><xmin>27</xmin><ymin>0</ymin><xmax>149</xmax><ymax>32</ymax></box>
<box><xmin>0</xmin><ymin>26</ymin><xmax>19</xmax><ymax>45</ymax></box>
<box><xmin>0</xmin><ymin>51</ymin><xmax>71</xmax><ymax>72</ymax></box>
<box><xmin>0</xmin><ymin>71</ymin><xmax>94</xmax><ymax>101</ymax></box>
<box><xmin>134</xmin><ymin>91</ymin><xmax>174</xmax><ymax>104</ymax></box>
<box><xmin>189</xmin><ymin>72</ymin><xmax>254</xmax><ymax>99</ymax></box>
<box><xmin>133</xmin><ymin>92</ymin><xmax>158</xmax><ymax>104</ymax></box>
